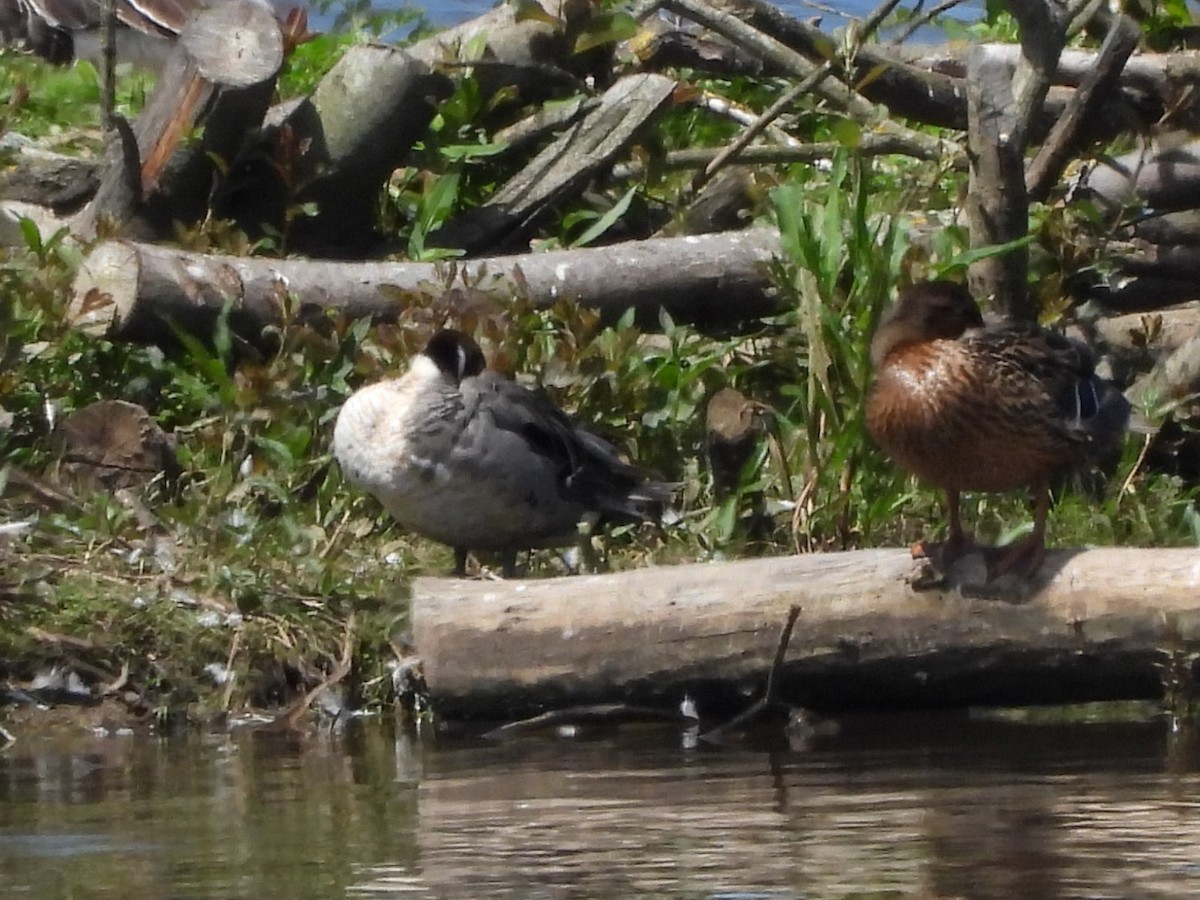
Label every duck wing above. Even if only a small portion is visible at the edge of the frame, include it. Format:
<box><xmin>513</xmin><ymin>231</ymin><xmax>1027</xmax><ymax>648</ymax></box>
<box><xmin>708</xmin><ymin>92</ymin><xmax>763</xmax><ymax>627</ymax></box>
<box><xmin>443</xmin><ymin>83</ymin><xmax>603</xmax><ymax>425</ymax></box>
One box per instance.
<box><xmin>462</xmin><ymin>372</ymin><xmax>670</xmax><ymax>520</ymax></box>
<box><xmin>964</xmin><ymin>323</ymin><xmax>1130</xmax><ymax>460</ymax></box>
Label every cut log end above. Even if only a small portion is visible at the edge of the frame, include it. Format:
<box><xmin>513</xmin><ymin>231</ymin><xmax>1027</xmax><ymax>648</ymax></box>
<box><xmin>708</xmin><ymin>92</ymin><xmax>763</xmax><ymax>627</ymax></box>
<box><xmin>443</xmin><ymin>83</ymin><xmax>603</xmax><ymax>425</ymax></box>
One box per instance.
<box><xmin>67</xmin><ymin>241</ymin><xmax>141</xmax><ymax>337</ymax></box>
<box><xmin>180</xmin><ymin>0</ymin><xmax>285</xmax><ymax>87</ymax></box>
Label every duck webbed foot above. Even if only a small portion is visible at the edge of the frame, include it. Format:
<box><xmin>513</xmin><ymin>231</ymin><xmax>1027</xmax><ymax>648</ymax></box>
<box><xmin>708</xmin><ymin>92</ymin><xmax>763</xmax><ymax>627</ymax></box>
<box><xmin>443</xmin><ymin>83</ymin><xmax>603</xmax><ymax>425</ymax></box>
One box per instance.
<box><xmin>911</xmin><ymin>531</ymin><xmax>978</xmax><ymax>572</ymax></box>
<box><xmin>982</xmin><ymin>535</ymin><xmax>1046</xmax><ymax>582</ymax></box>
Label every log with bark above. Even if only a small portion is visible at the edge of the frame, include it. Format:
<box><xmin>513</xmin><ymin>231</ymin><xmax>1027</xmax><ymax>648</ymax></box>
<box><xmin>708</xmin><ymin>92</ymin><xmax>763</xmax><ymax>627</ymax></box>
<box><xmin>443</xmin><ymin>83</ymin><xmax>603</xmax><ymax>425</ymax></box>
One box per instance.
<box><xmin>224</xmin><ymin>44</ymin><xmax>453</xmax><ymax>256</ymax></box>
<box><xmin>410</xmin><ymin>547</ymin><xmax>1200</xmax><ymax>721</ymax></box>
<box><xmin>66</xmin><ymin>228</ymin><xmax>785</xmax><ymax>350</ymax></box>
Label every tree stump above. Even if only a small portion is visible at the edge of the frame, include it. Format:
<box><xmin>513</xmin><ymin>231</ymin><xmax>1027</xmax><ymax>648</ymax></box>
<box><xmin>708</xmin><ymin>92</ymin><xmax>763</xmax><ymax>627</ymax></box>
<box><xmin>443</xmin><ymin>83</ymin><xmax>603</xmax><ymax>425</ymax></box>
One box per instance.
<box><xmin>76</xmin><ymin>0</ymin><xmax>284</xmax><ymax>239</ymax></box>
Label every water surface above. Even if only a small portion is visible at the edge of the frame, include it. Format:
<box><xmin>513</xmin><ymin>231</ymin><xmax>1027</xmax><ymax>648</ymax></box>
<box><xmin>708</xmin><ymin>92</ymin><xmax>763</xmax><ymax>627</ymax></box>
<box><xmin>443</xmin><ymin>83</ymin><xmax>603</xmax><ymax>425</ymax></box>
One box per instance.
<box><xmin>3</xmin><ymin>712</ymin><xmax>1200</xmax><ymax>898</ymax></box>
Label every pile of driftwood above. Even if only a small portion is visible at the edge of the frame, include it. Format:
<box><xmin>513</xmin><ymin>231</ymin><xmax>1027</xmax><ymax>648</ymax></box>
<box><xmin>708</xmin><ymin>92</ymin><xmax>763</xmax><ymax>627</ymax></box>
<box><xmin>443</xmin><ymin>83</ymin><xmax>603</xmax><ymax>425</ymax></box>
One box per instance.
<box><xmin>6</xmin><ymin>0</ymin><xmax>1200</xmax><ymax>720</ymax></box>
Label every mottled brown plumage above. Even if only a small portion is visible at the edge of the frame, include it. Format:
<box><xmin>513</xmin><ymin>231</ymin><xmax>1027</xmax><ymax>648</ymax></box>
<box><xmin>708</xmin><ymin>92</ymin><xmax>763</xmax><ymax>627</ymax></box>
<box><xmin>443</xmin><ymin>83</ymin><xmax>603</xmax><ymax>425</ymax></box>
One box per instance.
<box><xmin>866</xmin><ymin>281</ymin><xmax>1130</xmax><ymax>579</ymax></box>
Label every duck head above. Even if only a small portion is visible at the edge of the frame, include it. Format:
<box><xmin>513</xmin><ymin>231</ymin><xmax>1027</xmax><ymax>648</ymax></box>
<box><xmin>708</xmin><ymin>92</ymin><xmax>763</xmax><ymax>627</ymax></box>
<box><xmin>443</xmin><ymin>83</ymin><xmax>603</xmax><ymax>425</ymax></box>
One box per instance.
<box><xmin>422</xmin><ymin>329</ymin><xmax>487</xmax><ymax>384</ymax></box>
<box><xmin>870</xmin><ymin>281</ymin><xmax>985</xmax><ymax>368</ymax></box>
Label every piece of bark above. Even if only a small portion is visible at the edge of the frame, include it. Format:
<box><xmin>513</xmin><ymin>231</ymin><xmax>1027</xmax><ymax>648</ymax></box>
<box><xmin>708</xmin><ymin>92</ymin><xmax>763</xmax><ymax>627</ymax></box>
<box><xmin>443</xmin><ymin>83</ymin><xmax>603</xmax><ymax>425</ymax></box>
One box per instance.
<box><xmin>431</xmin><ymin>73</ymin><xmax>678</xmax><ymax>254</ymax></box>
<box><xmin>410</xmin><ymin>547</ymin><xmax>1200</xmax><ymax>721</ymax></box>
<box><xmin>53</xmin><ymin>400</ymin><xmax>179</xmax><ymax>491</ymax></box>
<box><xmin>66</xmin><ymin>228</ymin><xmax>785</xmax><ymax>349</ymax></box>
<box><xmin>408</xmin><ymin>0</ymin><xmax>608</xmax><ymax>105</ymax></box>
<box><xmin>1026</xmin><ymin>14</ymin><xmax>1140</xmax><ymax>201</ymax></box>
<box><xmin>222</xmin><ymin>45</ymin><xmax>452</xmax><ymax>257</ymax></box>
<box><xmin>76</xmin><ymin>0</ymin><xmax>284</xmax><ymax>239</ymax></box>
<box><xmin>0</xmin><ymin>139</ymin><xmax>99</xmax><ymax>214</ymax></box>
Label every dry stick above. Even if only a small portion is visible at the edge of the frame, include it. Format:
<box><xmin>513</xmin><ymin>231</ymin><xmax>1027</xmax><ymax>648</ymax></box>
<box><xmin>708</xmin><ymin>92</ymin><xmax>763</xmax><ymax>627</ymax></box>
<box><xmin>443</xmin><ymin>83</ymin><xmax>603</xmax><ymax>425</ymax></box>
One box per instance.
<box><xmin>700</xmin><ymin>604</ymin><xmax>802</xmax><ymax>741</ymax></box>
<box><xmin>482</xmin><ymin>704</ymin><xmax>688</xmax><ymax>740</ymax></box>
<box><xmin>1025</xmin><ymin>14</ymin><xmax>1139</xmax><ymax>202</ymax></box>
<box><xmin>275</xmin><ymin>612</ymin><xmax>357</xmax><ymax>730</ymax></box>
<box><xmin>888</xmin><ymin>0</ymin><xmax>967</xmax><ymax>46</ymax></box>
<box><xmin>100</xmin><ymin>0</ymin><xmax>117</xmax><ymax>131</ymax></box>
<box><xmin>220</xmin><ymin>627</ymin><xmax>243</xmax><ymax>711</ymax></box>
<box><xmin>688</xmin><ymin>0</ymin><xmax>904</xmax><ymax>192</ymax></box>
<box><xmin>692</xmin><ymin>61</ymin><xmax>833</xmax><ymax>193</ymax></box>
<box><xmin>661</xmin><ymin>0</ymin><xmax>952</xmax><ymax>169</ymax></box>
<box><xmin>611</xmin><ymin>135</ymin><xmax>953</xmax><ymax>179</ymax></box>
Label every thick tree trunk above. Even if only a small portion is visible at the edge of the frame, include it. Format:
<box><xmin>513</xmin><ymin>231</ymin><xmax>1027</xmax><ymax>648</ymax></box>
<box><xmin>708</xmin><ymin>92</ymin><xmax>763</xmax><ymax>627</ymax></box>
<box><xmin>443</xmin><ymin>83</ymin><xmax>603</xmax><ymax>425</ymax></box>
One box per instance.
<box><xmin>410</xmin><ymin>547</ymin><xmax>1200</xmax><ymax>721</ymax></box>
<box><xmin>66</xmin><ymin>228</ymin><xmax>784</xmax><ymax>350</ymax></box>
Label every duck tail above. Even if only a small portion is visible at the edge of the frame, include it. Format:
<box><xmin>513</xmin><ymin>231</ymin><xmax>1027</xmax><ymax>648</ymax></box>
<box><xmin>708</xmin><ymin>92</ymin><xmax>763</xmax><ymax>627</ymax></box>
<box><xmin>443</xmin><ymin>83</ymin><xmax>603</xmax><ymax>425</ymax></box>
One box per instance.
<box><xmin>569</xmin><ymin>430</ymin><xmax>677</xmax><ymax>524</ymax></box>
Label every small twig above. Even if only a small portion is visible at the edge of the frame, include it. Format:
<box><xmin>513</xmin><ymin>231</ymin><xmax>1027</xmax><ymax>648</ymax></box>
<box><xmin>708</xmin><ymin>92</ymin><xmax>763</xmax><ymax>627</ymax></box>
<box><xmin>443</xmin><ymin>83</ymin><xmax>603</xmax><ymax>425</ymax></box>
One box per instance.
<box><xmin>888</xmin><ymin>0</ymin><xmax>967</xmax><ymax>45</ymax></box>
<box><xmin>100</xmin><ymin>661</ymin><xmax>130</xmax><ymax>696</ymax></box>
<box><xmin>763</xmin><ymin>604</ymin><xmax>803</xmax><ymax>705</ymax></box>
<box><xmin>275</xmin><ymin>612</ymin><xmax>356</xmax><ymax>730</ymax></box>
<box><xmin>100</xmin><ymin>0</ymin><xmax>117</xmax><ymax>132</ymax></box>
<box><xmin>483</xmin><ymin>703</ymin><xmax>686</xmax><ymax>740</ymax></box>
<box><xmin>612</xmin><ymin>135</ymin><xmax>960</xmax><ymax>181</ymax></box>
<box><xmin>700</xmin><ymin>604</ymin><xmax>802</xmax><ymax>741</ymax></box>
<box><xmin>1025</xmin><ymin>14</ymin><xmax>1139</xmax><ymax>201</ymax></box>
<box><xmin>692</xmin><ymin>61</ymin><xmax>834</xmax><ymax>193</ymax></box>
<box><xmin>1118</xmin><ymin>430</ymin><xmax>1155</xmax><ymax>502</ymax></box>
<box><xmin>221</xmin><ymin>627</ymin><xmax>243</xmax><ymax>711</ymax></box>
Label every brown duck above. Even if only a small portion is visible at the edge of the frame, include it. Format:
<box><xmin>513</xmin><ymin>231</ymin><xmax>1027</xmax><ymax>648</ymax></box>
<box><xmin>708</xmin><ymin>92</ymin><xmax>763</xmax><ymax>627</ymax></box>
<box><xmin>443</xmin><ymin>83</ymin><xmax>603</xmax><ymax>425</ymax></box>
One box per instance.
<box><xmin>865</xmin><ymin>281</ymin><xmax>1130</xmax><ymax>579</ymax></box>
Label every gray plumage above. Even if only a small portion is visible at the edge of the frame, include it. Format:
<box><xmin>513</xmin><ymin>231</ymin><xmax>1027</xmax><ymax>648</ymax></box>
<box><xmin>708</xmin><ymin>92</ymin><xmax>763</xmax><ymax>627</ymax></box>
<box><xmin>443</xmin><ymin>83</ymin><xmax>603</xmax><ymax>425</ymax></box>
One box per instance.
<box><xmin>333</xmin><ymin>329</ymin><xmax>672</xmax><ymax>576</ymax></box>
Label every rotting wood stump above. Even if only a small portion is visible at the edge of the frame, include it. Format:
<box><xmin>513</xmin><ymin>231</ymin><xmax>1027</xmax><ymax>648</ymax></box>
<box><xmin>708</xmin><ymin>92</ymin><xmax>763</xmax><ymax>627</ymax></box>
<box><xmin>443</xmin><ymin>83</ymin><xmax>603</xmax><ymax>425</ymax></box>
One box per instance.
<box><xmin>410</xmin><ymin>547</ymin><xmax>1200</xmax><ymax>721</ymax></box>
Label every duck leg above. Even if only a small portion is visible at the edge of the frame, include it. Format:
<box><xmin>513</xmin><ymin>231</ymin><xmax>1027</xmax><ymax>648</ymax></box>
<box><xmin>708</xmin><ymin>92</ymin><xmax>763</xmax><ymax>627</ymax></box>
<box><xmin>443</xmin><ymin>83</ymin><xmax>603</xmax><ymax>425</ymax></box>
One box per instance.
<box><xmin>912</xmin><ymin>489</ymin><xmax>978</xmax><ymax>570</ymax></box>
<box><xmin>453</xmin><ymin>547</ymin><xmax>470</xmax><ymax>577</ymax></box>
<box><xmin>984</xmin><ymin>483</ymin><xmax>1050</xmax><ymax>581</ymax></box>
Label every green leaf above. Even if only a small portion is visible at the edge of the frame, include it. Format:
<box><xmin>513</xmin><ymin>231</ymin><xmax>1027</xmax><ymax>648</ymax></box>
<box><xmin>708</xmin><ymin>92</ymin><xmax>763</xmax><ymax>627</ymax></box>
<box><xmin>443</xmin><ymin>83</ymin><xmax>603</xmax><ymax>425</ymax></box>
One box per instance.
<box><xmin>18</xmin><ymin>217</ymin><xmax>42</xmax><ymax>256</ymax></box>
<box><xmin>573</xmin><ymin>12</ymin><xmax>640</xmax><ymax>54</ymax></box>
<box><xmin>439</xmin><ymin>142</ymin><xmax>507</xmax><ymax>161</ymax></box>
<box><xmin>513</xmin><ymin>0</ymin><xmax>562</xmax><ymax>27</ymax></box>
<box><xmin>570</xmin><ymin>186</ymin><xmax>637</xmax><ymax>248</ymax></box>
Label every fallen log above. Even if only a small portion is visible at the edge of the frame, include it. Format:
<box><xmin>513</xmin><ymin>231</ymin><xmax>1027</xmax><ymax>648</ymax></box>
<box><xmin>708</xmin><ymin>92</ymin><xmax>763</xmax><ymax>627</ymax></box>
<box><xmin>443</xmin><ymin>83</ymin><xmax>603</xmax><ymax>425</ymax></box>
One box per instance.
<box><xmin>66</xmin><ymin>228</ymin><xmax>784</xmax><ymax>349</ymax></box>
<box><xmin>410</xmin><ymin>547</ymin><xmax>1200</xmax><ymax>721</ymax></box>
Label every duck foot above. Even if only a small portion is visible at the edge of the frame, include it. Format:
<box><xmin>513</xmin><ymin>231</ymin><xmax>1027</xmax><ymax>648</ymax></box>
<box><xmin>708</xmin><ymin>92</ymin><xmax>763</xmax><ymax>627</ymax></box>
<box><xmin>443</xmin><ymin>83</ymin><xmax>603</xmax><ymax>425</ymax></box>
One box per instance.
<box><xmin>911</xmin><ymin>532</ymin><xmax>978</xmax><ymax>572</ymax></box>
<box><xmin>982</xmin><ymin>535</ymin><xmax>1046</xmax><ymax>582</ymax></box>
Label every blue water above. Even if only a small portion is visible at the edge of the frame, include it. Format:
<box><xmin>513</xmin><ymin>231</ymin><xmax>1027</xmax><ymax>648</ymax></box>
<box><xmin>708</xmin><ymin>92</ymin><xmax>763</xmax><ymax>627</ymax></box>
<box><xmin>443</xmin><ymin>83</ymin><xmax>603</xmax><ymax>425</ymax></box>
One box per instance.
<box><xmin>339</xmin><ymin>0</ymin><xmax>981</xmax><ymax>33</ymax></box>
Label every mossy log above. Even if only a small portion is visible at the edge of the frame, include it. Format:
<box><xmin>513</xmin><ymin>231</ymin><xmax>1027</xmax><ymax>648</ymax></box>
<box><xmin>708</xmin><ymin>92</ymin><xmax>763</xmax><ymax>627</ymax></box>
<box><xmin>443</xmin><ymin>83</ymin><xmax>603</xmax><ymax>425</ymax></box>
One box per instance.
<box><xmin>410</xmin><ymin>547</ymin><xmax>1200</xmax><ymax>721</ymax></box>
<box><xmin>66</xmin><ymin>228</ymin><xmax>783</xmax><ymax>350</ymax></box>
